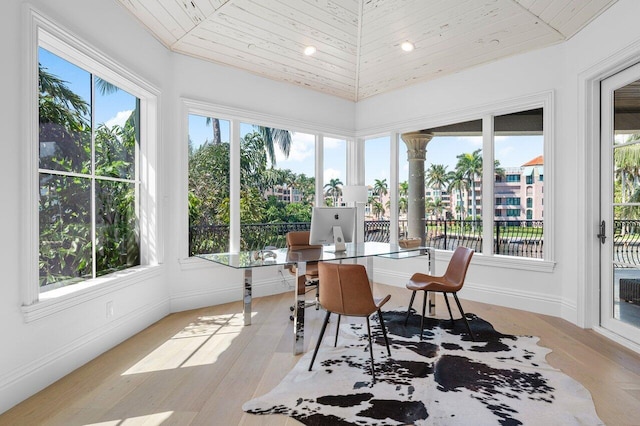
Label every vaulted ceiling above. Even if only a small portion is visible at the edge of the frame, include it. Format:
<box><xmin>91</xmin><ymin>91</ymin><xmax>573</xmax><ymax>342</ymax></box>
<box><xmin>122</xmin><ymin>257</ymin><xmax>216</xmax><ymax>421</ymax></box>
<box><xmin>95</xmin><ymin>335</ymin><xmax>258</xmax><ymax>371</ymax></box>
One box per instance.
<box><xmin>116</xmin><ymin>0</ymin><xmax>617</xmax><ymax>101</ymax></box>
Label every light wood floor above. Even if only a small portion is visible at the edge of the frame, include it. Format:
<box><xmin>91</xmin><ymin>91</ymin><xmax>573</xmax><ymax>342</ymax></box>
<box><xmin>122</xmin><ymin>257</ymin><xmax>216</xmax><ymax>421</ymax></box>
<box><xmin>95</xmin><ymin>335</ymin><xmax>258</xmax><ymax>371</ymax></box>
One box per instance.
<box><xmin>3</xmin><ymin>284</ymin><xmax>640</xmax><ymax>425</ymax></box>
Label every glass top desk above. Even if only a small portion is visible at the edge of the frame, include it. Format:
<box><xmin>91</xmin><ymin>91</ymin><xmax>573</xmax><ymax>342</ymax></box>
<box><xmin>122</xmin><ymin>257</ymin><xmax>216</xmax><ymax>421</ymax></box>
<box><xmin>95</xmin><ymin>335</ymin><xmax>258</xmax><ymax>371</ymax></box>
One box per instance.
<box><xmin>198</xmin><ymin>242</ymin><xmax>433</xmax><ymax>354</ymax></box>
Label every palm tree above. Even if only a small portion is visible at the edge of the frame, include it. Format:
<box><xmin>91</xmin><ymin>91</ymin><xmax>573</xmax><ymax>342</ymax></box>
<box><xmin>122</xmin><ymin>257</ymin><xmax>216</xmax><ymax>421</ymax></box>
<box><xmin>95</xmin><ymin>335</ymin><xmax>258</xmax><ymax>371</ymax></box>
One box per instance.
<box><xmin>447</xmin><ymin>169</ymin><xmax>469</xmax><ymax>220</ymax></box>
<box><xmin>296</xmin><ymin>174</ymin><xmax>315</xmax><ymax>205</ymax></box>
<box><xmin>615</xmin><ymin>138</ymin><xmax>640</xmax><ymax>204</ymax></box>
<box><xmin>398</xmin><ymin>181</ymin><xmax>409</xmax><ymax>217</ymax></box>
<box><xmin>430</xmin><ymin>198</ymin><xmax>445</xmax><ymax>220</ymax></box>
<box><xmin>205</xmin><ymin>117</ymin><xmax>221</xmax><ymax>144</ymax></box>
<box><xmin>494</xmin><ymin>160</ymin><xmax>506</xmax><ymax>182</ymax></box>
<box><xmin>324</xmin><ymin>178</ymin><xmax>343</xmax><ymax>207</ymax></box>
<box><xmin>202</xmin><ymin>121</ymin><xmax>291</xmax><ymax>166</ymax></box>
<box><xmin>371</xmin><ymin>200</ymin><xmax>385</xmax><ymax>220</ymax></box>
<box><xmin>456</xmin><ymin>149</ymin><xmax>483</xmax><ymax>224</ymax></box>
<box><xmin>373</xmin><ymin>178</ymin><xmax>388</xmax><ymax>212</ymax></box>
<box><xmin>258</xmin><ymin>126</ymin><xmax>291</xmax><ymax>166</ymax></box>
<box><xmin>426</xmin><ymin>164</ymin><xmax>449</xmax><ymax>192</ymax></box>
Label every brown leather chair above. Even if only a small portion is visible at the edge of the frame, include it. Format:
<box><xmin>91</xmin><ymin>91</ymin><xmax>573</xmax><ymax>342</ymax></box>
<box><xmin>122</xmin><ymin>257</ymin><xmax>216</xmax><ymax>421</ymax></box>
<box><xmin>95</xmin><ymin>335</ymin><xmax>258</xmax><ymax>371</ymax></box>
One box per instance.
<box><xmin>286</xmin><ymin>231</ymin><xmax>322</xmax><ymax>316</ymax></box>
<box><xmin>309</xmin><ymin>262</ymin><xmax>391</xmax><ymax>382</ymax></box>
<box><xmin>405</xmin><ymin>246</ymin><xmax>475</xmax><ymax>341</ymax></box>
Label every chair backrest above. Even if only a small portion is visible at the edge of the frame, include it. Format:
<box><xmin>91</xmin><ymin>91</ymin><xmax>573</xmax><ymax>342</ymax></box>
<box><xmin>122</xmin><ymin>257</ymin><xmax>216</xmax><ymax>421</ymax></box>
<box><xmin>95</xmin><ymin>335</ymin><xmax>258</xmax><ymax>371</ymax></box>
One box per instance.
<box><xmin>318</xmin><ymin>263</ymin><xmax>376</xmax><ymax>316</ymax></box>
<box><xmin>286</xmin><ymin>231</ymin><xmax>322</xmax><ymax>251</ymax></box>
<box><xmin>443</xmin><ymin>246</ymin><xmax>474</xmax><ymax>291</ymax></box>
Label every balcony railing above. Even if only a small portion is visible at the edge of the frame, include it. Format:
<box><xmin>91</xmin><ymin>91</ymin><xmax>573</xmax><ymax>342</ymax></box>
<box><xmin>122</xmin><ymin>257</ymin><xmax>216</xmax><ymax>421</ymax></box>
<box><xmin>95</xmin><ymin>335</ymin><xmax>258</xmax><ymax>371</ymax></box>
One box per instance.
<box><xmin>613</xmin><ymin>220</ymin><xmax>640</xmax><ymax>267</ymax></box>
<box><xmin>188</xmin><ymin>219</ymin><xmax>640</xmax><ymax>265</ymax></box>
<box><xmin>190</xmin><ymin>219</ymin><xmax>544</xmax><ymax>258</ymax></box>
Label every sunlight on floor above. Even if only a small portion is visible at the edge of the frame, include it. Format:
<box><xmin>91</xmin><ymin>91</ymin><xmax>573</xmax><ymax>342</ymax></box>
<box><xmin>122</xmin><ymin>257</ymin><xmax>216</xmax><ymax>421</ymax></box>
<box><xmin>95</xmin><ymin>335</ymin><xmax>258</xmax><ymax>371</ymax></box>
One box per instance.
<box><xmin>121</xmin><ymin>312</ymin><xmax>250</xmax><ymax>375</ymax></box>
<box><xmin>85</xmin><ymin>411</ymin><xmax>173</xmax><ymax>425</ymax></box>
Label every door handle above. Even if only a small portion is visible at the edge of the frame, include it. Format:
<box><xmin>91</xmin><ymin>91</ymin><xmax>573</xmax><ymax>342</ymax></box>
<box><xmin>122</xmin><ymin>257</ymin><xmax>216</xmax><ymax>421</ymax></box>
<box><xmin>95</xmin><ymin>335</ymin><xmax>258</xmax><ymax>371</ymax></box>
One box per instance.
<box><xmin>597</xmin><ymin>220</ymin><xmax>606</xmax><ymax>244</ymax></box>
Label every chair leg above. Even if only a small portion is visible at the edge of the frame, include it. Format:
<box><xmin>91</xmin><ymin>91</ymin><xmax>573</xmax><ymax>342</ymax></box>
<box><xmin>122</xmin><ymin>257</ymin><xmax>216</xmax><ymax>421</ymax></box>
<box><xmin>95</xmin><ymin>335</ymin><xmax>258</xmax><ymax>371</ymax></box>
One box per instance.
<box><xmin>334</xmin><ymin>314</ymin><xmax>341</xmax><ymax>347</ymax></box>
<box><xmin>420</xmin><ymin>291</ymin><xmax>427</xmax><ymax>340</ymax></box>
<box><xmin>404</xmin><ymin>290</ymin><xmax>416</xmax><ymax>325</ymax></box>
<box><xmin>453</xmin><ymin>293</ymin><xmax>475</xmax><ymax>341</ymax></box>
<box><xmin>377</xmin><ymin>309</ymin><xmax>391</xmax><ymax>356</ymax></box>
<box><xmin>443</xmin><ymin>292</ymin><xmax>454</xmax><ymax>322</ymax></box>
<box><xmin>309</xmin><ymin>311</ymin><xmax>331</xmax><ymax>371</ymax></box>
<box><xmin>366</xmin><ymin>317</ymin><xmax>376</xmax><ymax>382</ymax></box>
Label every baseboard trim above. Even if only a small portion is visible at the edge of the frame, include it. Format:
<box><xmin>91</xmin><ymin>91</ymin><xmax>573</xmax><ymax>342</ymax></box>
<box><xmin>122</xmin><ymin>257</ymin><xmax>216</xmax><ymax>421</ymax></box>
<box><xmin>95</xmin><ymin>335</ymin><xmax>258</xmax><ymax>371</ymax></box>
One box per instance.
<box><xmin>0</xmin><ymin>298</ymin><xmax>169</xmax><ymax>414</ymax></box>
<box><xmin>373</xmin><ymin>268</ymin><xmax>573</xmax><ymax>320</ymax></box>
<box><xmin>170</xmin><ymin>275</ymin><xmax>294</xmax><ymax>313</ymax></box>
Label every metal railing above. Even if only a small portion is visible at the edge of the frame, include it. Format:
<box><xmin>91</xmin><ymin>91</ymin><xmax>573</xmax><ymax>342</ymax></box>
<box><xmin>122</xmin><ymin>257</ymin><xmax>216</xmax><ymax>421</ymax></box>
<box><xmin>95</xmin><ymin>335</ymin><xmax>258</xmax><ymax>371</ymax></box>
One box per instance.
<box><xmin>613</xmin><ymin>220</ymin><xmax>640</xmax><ymax>266</ymax></box>
<box><xmin>189</xmin><ymin>219</ymin><xmax>640</xmax><ymax>264</ymax></box>
<box><xmin>190</xmin><ymin>219</ymin><xmax>545</xmax><ymax>258</ymax></box>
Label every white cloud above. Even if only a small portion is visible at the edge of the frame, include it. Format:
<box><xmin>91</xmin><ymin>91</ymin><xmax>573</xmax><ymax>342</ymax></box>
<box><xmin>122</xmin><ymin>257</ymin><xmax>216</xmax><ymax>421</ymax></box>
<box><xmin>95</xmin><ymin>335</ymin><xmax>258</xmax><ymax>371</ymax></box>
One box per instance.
<box><xmin>458</xmin><ymin>136</ymin><xmax>483</xmax><ymax>146</ymax></box>
<box><xmin>324</xmin><ymin>137</ymin><xmax>344</xmax><ymax>149</ymax></box>
<box><xmin>324</xmin><ymin>168</ymin><xmax>342</xmax><ymax>184</ymax></box>
<box><xmin>275</xmin><ymin>132</ymin><xmax>315</xmax><ymax>163</ymax></box>
<box><xmin>104</xmin><ymin>110</ymin><xmax>132</xmax><ymax>128</ymax></box>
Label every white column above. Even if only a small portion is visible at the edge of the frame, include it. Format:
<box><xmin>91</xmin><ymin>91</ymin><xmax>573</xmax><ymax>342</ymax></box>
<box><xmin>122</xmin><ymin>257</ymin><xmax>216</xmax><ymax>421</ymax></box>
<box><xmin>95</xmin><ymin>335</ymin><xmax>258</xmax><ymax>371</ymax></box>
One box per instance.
<box><xmin>401</xmin><ymin>131</ymin><xmax>434</xmax><ymax>245</ymax></box>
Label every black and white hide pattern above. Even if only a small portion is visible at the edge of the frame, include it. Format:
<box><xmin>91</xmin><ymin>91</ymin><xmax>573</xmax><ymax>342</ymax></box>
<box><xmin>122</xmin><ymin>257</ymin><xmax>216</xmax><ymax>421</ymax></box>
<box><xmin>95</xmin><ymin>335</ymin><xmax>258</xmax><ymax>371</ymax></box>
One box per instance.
<box><xmin>243</xmin><ymin>310</ymin><xmax>603</xmax><ymax>425</ymax></box>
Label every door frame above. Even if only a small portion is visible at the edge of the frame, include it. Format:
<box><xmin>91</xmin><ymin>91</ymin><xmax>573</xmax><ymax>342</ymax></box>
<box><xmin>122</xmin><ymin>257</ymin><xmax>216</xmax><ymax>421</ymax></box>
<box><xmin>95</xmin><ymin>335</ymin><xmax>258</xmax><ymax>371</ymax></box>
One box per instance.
<box><xmin>580</xmin><ymin>38</ymin><xmax>640</xmax><ymax>353</ymax></box>
<box><xmin>599</xmin><ymin>63</ymin><xmax>640</xmax><ymax>341</ymax></box>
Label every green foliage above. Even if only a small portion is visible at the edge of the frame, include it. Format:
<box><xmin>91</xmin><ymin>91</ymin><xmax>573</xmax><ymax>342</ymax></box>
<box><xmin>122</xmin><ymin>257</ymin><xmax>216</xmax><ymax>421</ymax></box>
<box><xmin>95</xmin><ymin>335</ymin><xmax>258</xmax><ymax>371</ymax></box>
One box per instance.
<box><xmin>38</xmin><ymin>63</ymin><xmax>140</xmax><ymax>287</ymax></box>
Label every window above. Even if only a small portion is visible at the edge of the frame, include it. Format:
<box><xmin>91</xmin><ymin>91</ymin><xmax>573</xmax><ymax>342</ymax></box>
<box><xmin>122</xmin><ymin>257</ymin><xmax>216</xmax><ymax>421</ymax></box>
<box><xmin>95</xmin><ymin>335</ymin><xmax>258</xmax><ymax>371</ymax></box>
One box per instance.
<box><xmin>38</xmin><ymin>49</ymin><xmax>140</xmax><ymax>290</ymax></box>
<box><xmin>188</xmin><ymin>115</ymin><xmax>230</xmax><ymax>255</ymax></box>
<box><xmin>365</xmin><ymin>136</ymin><xmax>390</xmax><ymax>220</ymax></box>
<box><xmin>323</xmin><ymin>137</ymin><xmax>346</xmax><ymax>207</ymax></box>
<box><xmin>393</xmin><ymin>103</ymin><xmax>548</xmax><ymax>262</ymax></box>
<box><xmin>494</xmin><ymin>108</ymin><xmax>544</xmax><ymax>258</ymax></box>
<box><xmin>31</xmin><ymin>23</ymin><xmax>158</xmax><ymax>303</ymax></box>
<box><xmin>505</xmin><ymin>197</ymin><xmax>521</xmax><ymax>205</ymax></box>
<box><xmin>238</xmin><ymin>123</ymin><xmax>316</xmax><ymax>249</ymax></box>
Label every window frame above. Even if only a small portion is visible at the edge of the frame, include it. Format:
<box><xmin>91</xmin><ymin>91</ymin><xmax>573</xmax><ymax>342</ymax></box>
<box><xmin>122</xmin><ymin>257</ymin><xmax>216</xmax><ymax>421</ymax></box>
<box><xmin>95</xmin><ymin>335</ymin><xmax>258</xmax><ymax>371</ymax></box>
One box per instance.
<box><xmin>21</xmin><ymin>8</ymin><xmax>161</xmax><ymax>320</ymax></box>
<box><xmin>357</xmin><ymin>91</ymin><xmax>555</xmax><ymax>271</ymax></box>
<box><xmin>179</xmin><ymin>99</ymin><xmax>354</xmax><ymax>265</ymax></box>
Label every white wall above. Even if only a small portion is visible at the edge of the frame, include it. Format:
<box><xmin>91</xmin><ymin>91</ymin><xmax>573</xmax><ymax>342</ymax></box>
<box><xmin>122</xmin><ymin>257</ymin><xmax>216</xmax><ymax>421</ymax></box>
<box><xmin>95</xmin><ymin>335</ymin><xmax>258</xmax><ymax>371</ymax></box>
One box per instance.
<box><xmin>358</xmin><ymin>0</ymin><xmax>640</xmax><ymax>327</ymax></box>
<box><xmin>0</xmin><ymin>0</ymin><xmax>355</xmax><ymax>415</ymax></box>
<box><xmin>3</xmin><ymin>0</ymin><xmax>640</xmax><ymax>416</ymax></box>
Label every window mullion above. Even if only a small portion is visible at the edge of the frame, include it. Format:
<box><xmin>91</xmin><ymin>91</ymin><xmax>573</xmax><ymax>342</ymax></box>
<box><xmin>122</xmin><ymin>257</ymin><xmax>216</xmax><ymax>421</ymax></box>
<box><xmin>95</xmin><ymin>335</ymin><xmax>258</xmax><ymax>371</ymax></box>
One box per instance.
<box><xmin>90</xmin><ymin>75</ymin><xmax>97</xmax><ymax>279</ymax></box>
<box><xmin>482</xmin><ymin>115</ymin><xmax>495</xmax><ymax>255</ymax></box>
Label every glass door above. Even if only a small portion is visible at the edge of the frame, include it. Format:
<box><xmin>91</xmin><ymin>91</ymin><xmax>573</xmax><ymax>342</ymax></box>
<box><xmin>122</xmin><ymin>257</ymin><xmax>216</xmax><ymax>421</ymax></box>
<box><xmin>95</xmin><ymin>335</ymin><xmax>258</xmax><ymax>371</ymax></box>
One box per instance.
<box><xmin>600</xmin><ymin>62</ymin><xmax>640</xmax><ymax>343</ymax></box>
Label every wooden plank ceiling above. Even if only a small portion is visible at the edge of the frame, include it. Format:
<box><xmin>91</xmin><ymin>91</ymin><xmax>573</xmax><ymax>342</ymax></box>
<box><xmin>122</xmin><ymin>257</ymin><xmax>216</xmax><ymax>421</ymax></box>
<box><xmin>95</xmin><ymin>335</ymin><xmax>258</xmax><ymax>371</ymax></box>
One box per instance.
<box><xmin>116</xmin><ymin>0</ymin><xmax>617</xmax><ymax>101</ymax></box>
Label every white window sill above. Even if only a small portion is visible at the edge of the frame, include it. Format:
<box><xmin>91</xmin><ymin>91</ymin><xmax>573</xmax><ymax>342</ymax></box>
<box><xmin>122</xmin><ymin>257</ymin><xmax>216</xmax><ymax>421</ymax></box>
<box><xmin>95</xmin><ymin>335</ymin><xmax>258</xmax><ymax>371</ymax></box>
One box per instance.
<box><xmin>22</xmin><ymin>265</ymin><xmax>163</xmax><ymax>323</ymax></box>
<box><xmin>179</xmin><ymin>256</ymin><xmax>229</xmax><ymax>271</ymax></box>
<box><xmin>434</xmin><ymin>250</ymin><xmax>556</xmax><ymax>273</ymax></box>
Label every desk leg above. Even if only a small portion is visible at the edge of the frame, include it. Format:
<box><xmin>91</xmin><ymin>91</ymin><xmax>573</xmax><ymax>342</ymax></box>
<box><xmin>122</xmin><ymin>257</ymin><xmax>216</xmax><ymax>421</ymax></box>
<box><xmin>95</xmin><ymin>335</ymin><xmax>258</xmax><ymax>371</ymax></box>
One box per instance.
<box><xmin>293</xmin><ymin>261</ymin><xmax>306</xmax><ymax>355</ymax></box>
<box><xmin>366</xmin><ymin>256</ymin><xmax>373</xmax><ymax>285</ymax></box>
<box><xmin>421</xmin><ymin>248</ymin><xmax>436</xmax><ymax>316</ymax></box>
<box><xmin>244</xmin><ymin>269</ymin><xmax>252</xmax><ymax>326</ymax></box>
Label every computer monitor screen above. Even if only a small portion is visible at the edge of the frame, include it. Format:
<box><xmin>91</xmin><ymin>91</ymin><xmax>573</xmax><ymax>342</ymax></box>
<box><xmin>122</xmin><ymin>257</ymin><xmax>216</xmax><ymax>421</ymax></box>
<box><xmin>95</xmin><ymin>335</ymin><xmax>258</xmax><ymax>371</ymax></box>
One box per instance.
<box><xmin>309</xmin><ymin>207</ymin><xmax>356</xmax><ymax>252</ymax></box>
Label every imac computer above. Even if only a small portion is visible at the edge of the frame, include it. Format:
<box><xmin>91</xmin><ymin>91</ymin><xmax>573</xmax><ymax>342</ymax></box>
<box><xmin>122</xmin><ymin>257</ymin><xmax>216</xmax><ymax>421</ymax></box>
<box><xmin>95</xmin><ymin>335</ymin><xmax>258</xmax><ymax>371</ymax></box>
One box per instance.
<box><xmin>309</xmin><ymin>207</ymin><xmax>356</xmax><ymax>252</ymax></box>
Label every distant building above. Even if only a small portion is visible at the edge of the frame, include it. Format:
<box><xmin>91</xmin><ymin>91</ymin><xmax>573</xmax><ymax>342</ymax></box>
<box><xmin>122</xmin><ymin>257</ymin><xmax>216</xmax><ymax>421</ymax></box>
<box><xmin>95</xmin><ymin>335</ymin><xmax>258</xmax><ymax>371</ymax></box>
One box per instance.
<box><xmin>451</xmin><ymin>155</ymin><xmax>544</xmax><ymax>221</ymax></box>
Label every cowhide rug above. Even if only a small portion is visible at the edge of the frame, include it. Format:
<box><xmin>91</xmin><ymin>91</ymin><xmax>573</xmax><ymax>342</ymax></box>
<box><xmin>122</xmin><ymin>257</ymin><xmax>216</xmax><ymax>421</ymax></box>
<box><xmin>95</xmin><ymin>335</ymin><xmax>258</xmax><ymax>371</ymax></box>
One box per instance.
<box><xmin>242</xmin><ymin>309</ymin><xmax>603</xmax><ymax>425</ymax></box>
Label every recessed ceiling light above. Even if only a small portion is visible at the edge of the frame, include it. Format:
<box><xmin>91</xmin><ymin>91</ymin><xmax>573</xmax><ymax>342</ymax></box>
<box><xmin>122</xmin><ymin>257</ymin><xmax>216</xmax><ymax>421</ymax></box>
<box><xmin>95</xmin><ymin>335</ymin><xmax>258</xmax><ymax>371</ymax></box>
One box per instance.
<box><xmin>401</xmin><ymin>41</ymin><xmax>415</xmax><ymax>52</ymax></box>
<box><xmin>304</xmin><ymin>46</ymin><xmax>317</xmax><ymax>56</ymax></box>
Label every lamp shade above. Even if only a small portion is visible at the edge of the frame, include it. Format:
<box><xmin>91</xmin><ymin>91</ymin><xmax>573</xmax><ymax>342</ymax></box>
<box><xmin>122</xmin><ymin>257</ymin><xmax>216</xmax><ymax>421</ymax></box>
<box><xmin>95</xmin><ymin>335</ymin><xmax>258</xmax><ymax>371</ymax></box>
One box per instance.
<box><xmin>342</xmin><ymin>185</ymin><xmax>368</xmax><ymax>203</ymax></box>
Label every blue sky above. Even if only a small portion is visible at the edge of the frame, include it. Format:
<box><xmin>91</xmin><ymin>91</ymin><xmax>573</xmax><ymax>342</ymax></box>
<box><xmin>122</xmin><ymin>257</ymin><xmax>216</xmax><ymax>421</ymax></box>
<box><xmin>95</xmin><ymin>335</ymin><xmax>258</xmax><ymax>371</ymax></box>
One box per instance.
<box><xmin>189</xmin><ymin>115</ymin><xmax>543</xmax><ymax>187</ymax></box>
<box><xmin>39</xmin><ymin>47</ymin><xmax>136</xmax><ymax>127</ymax></box>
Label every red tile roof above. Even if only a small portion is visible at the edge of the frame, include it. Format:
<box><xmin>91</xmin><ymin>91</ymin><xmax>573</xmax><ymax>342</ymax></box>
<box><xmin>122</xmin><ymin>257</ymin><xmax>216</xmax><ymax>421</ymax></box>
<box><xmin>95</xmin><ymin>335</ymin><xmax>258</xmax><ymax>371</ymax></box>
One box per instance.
<box><xmin>522</xmin><ymin>155</ymin><xmax>543</xmax><ymax>167</ymax></box>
